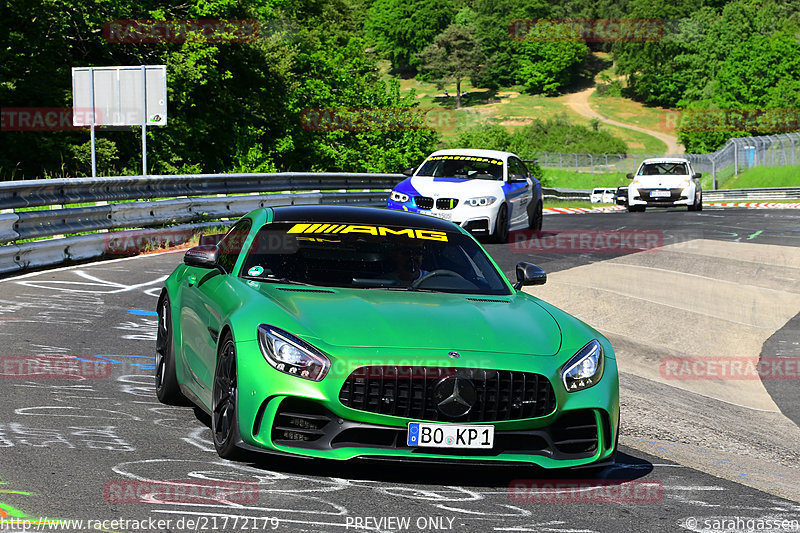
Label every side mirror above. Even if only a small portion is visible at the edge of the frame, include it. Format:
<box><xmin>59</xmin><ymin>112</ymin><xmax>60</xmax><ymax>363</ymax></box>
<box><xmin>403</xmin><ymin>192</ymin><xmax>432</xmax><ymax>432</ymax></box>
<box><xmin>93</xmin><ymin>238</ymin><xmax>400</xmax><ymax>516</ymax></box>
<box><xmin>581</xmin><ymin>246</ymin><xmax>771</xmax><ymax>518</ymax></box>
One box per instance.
<box><xmin>402</xmin><ymin>167</ymin><xmax>416</xmax><ymax>177</ymax></box>
<box><xmin>514</xmin><ymin>262</ymin><xmax>547</xmax><ymax>290</ymax></box>
<box><xmin>626</xmin><ymin>173</ymin><xmax>634</xmax><ymax>179</ymax></box>
<box><xmin>692</xmin><ymin>172</ymin><xmax>702</xmax><ymax>179</ymax></box>
<box><xmin>184</xmin><ymin>245</ymin><xmax>224</xmax><ymax>272</ymax></box>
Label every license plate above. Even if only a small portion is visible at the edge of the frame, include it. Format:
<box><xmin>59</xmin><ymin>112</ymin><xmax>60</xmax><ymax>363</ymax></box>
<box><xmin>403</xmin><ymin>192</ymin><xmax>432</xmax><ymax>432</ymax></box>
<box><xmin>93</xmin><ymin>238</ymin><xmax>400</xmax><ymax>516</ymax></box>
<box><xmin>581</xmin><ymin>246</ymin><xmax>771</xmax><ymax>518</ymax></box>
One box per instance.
<box><xmin>430</xmin><ymin>211</ymin><xmax>452</xmax><ymax>221</ymax></box>
<box><xmin>407</xmin><ymin>422</ymin><xmax>494</xmax><ymax>449</ymax></box>
<box><xmin>650</xmin><ymin>190</ymin><xmax>671</xmax><ymax>197</ymax></box>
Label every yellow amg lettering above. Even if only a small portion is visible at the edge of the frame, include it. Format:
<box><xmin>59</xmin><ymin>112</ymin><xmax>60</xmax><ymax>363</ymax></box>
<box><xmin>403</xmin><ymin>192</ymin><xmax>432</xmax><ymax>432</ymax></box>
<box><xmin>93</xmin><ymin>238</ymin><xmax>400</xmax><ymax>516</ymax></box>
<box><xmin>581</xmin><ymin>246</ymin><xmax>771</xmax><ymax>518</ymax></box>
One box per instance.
<box><xmin>378</xmin><ymin>227</ymin><xmax>415</xmax><ymax>237</ymax></box>
<box><xmin>414</xmin><ymin>230</ymin><xmax>448</xmax><ymax>242</ymax></box>
<box><xmin>287</xmin><ymin>223</ymin><xmax>312</xmax><ymax>234</ymax></box>
<box><xmin>340</xmin><ymin>225</ymin><xmax>378</xmax><ymax>235</ymax></box>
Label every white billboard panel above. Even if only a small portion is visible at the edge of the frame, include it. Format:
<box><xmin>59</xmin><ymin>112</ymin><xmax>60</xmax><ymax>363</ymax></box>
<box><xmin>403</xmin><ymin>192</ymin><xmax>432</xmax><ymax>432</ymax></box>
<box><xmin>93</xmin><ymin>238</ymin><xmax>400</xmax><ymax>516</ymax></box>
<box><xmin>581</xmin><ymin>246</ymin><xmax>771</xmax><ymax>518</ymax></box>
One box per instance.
<box><xmin>71</xmin><ymin>65</ymin><xmax>167</xmax><ymax>126</ymax></box>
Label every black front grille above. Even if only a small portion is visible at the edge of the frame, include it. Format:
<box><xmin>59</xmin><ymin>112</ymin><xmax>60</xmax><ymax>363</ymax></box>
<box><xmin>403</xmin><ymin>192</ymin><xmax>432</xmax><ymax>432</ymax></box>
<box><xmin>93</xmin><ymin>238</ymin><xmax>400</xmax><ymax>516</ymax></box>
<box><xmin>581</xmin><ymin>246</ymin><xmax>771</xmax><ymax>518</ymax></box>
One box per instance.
<box><xmin>435</xmin><ymin>198</ymin><xmax>459</xmax><ymax>210</ymax></box>
<box><xmin>414</xmin><ymin>196</ymin><xmax>434</xmax><ymax>209</ymax></box>
<box><xmin>639</xmin><ymin>188</ymin><xmax>683</xmax><ymax>201</ymax></box>
<box><xmin>339</xmin><ymin>366</ymin><xmax>556</xmax><ymax>422</ymax></box>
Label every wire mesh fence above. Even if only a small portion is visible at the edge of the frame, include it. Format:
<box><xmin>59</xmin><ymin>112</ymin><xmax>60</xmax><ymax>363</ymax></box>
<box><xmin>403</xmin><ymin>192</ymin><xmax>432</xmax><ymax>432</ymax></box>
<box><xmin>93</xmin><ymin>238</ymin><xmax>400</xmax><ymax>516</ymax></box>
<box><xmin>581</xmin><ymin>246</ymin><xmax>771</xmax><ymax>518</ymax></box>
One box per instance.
<box><xmin>535</xmin><ymin>132</ymin><xmax>800</xmax><ymax>189</ymax></box>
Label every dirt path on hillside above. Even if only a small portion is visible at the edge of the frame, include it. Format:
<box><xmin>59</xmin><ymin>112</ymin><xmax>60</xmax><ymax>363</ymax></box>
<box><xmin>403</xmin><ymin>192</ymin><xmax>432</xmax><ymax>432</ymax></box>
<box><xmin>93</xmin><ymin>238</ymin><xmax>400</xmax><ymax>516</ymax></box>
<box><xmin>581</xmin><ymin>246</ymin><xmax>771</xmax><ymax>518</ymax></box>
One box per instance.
<box><xmin>564</xmin><ymin>86</ymin><xmax>683</xmax><ymax>154</ymax></box>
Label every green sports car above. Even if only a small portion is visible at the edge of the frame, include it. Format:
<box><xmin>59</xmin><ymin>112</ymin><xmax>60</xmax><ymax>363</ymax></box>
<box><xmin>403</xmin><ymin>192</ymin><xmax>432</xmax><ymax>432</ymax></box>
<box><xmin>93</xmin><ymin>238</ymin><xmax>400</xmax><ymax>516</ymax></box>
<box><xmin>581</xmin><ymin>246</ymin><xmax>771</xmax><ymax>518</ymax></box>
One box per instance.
<box><xmin>156</xmin><ymin>205</ymin><xmax>619</xmax><ymax>468</ymax></box>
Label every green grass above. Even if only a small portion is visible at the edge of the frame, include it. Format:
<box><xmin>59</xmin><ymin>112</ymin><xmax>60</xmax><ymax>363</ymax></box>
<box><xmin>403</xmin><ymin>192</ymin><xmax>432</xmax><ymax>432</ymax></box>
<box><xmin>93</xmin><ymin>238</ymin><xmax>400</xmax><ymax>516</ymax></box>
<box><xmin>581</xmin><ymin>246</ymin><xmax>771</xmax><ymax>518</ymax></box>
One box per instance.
<box><xmin>722</xmin><ymin>165</ymin><xmax>800</xmax><ymax>189</ymax></box>
<box><xmin>382</xmin><ymin>59</ymin><xmax>669</xmax><ymax>154</ymax></box>
<box><xmin>543</xmin><ymin>169</ymin><xmax>629</xmax><ymax>189</ymax></box>
<box><xmin>588</xmin><ymin>92</ymin><xmax>672</xmax><ymax>134</ymax></box>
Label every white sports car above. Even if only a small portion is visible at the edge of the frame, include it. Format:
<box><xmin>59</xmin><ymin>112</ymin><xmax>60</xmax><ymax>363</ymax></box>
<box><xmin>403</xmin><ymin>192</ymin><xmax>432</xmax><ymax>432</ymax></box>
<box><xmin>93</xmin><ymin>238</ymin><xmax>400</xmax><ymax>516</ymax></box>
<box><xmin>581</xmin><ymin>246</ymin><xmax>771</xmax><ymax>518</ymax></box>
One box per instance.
<box><xmin>386</xmin><ymin>149</ymin><xmax>543</xmax><ymax>243</ymax></box>
<box><xmin>626</xmin><ymin>158</ymin><xmax>703</xmax><ymax>212</ymax></box>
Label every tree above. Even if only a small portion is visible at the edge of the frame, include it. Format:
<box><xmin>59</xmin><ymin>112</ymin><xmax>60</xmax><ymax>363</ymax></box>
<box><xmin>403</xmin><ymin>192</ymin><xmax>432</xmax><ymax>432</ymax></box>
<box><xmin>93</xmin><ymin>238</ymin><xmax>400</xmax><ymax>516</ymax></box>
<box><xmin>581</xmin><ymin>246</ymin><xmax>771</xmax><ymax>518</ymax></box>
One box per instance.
<box><xmin>366</xmin><ymin>0</ymin><xmax>454</xmax><ymax>73</ymax></box>
<box><xmin>417</xmin><ymin>24</ymin><xmax>486</xmax><ymax>109</ymax></box>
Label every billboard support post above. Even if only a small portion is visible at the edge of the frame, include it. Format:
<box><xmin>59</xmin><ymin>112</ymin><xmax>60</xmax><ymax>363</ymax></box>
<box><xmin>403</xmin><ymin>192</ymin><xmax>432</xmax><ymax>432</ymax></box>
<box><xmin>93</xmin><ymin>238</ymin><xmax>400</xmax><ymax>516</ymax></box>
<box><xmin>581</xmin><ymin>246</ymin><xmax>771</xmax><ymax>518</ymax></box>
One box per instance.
<box><xmin>141</xmin><ymin>65</ymin><xmax>147</xmax><ymax>176</ymax></box>
<box><xmin>89</xmin><ymin>67</ymin><xmax>97</xmax><ymax>178</ymax></box>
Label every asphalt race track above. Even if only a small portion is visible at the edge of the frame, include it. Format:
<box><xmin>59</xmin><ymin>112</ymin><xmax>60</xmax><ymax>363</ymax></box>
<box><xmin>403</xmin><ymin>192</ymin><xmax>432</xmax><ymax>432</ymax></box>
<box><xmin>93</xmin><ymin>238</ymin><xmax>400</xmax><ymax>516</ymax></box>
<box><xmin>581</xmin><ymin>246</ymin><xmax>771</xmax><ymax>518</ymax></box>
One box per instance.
<box><xmin>1</xmin><ymin>207</ymin><xmax>799</xmax><ymax>533</ymax></box>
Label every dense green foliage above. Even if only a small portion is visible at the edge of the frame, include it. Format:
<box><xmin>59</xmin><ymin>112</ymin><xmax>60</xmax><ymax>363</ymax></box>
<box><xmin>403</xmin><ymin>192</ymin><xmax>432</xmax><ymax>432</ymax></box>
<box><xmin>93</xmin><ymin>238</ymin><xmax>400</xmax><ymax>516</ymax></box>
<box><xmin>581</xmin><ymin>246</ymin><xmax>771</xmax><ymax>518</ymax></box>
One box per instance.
<box><xmin>2</xmin><ymin>0</ymin><xmax>438</xmax><ymax>178</ymax></box>
<box><xmin>451</xmin><ymin>116</ymin><xmax>627</xmax><ymax>157</ymax></box>
<box><xmin>613</xmin><ymin>0</ymin><xmax>800</xmax><ymax>152</ymax></box>
<box><xmin>4</xmin><ymin>0</ymin><xmax>798</xmax><ymax>178</ymax></box>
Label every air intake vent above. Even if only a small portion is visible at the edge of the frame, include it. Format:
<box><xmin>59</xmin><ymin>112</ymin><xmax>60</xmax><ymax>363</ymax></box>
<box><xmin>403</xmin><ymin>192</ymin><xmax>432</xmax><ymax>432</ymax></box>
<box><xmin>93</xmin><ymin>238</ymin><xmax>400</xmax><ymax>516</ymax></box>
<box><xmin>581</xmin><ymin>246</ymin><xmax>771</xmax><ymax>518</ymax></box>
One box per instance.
<box><xmin>466</xmin><ymin>298</ymin><xmax>510</xmax><ymax>303</ymax></box>
<box><xmin>276</xmin><ymin>288</ymin><xmax>335</xmax><ymax>293</ymax></box>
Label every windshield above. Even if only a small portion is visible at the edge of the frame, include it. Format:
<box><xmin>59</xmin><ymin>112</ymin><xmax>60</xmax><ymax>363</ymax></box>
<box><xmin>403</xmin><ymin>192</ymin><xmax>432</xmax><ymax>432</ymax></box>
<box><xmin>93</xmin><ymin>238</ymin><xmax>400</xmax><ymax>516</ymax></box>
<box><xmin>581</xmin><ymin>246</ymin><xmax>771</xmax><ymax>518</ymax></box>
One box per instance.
<box><xmin>416</xmin><ymin>155</ymin><xmax>504</xmax><ymax>180</ymax></box>
<box><xmin>239</xmin><ymin>222</ymin><xmax>512</xmax><ymax>295</ymax></box>
<box><xmin>637</xmin><ymin>162</ymin><xmax>689</xmax><ymax>176</ymax></box>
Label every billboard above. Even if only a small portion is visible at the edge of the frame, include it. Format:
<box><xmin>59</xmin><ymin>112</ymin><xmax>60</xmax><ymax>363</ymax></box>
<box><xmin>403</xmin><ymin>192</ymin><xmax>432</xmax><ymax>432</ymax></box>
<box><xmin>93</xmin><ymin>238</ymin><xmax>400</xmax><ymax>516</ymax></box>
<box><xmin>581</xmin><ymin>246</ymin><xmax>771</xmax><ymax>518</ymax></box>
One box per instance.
<box><xmin>71</xmin><ymin>65</ymin><xmax>167</xmax><ymax>126</ymax></box>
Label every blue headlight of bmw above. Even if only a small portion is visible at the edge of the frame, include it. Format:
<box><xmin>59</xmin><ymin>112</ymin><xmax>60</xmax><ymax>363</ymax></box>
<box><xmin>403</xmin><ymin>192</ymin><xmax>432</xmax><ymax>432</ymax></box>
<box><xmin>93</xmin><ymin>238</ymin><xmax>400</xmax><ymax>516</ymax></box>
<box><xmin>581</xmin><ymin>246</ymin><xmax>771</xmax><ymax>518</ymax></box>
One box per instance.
<box><xmin>257</xmin><ymin>325</ymin><xmax>330</xmax><ymax>381</ymax></box>
<box><xmin>561</xmin><ymin>340</ymin><xmax>604</xmax><ymax>392</ymax></box>
<box><xmin>390</xmin><ymin>191</ymin><xmax>410</xmax><ymax>203</ymax></box>
<box><xmin>466</xmin><ymin>196</ymin><xmax>496</xmax><ymax>207</ymax></box>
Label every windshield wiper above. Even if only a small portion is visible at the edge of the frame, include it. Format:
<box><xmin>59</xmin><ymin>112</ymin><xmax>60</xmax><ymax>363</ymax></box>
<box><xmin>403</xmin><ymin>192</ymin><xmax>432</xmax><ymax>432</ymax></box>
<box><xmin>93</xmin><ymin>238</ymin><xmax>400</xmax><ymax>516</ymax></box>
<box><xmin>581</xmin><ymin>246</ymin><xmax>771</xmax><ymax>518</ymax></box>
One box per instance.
<box><xmin>241</xmin><ymin>275</ymin><xmax>316</xmax><ymax>286</ymax></box>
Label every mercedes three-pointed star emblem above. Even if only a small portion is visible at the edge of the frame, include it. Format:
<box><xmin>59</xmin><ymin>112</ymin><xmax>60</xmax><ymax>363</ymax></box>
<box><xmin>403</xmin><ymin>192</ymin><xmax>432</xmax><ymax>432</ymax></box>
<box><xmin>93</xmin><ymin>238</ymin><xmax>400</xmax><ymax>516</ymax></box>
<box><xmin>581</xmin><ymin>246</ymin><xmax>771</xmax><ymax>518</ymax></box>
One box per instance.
<box><xmin>433</xmin><ymin>377</ymin><xmax>477</xmax><ymax>418</ymax></box>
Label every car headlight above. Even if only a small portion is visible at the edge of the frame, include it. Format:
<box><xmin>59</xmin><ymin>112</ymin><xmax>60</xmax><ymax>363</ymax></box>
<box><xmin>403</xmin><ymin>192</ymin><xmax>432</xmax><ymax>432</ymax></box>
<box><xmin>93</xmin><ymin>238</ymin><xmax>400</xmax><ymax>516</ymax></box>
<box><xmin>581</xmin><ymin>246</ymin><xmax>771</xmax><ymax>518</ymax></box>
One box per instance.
<box><xmin>561</xmin><ymin>340</ymin><xmax>604</xmax><ymax>392</ymax></box>
<box><xmin>257</xmin><ymin>325</ymin><xmax>330</xmax><ymax>381</ymax></box>
<box><xmin>390</xmin><ymin>190</ymin><xmax>410</xmax><ymax>203</ymax></box>
<box><xmin>466</xmin><ymin>196</ymin><xmax>496</xmax><ymax>207</ymax></box>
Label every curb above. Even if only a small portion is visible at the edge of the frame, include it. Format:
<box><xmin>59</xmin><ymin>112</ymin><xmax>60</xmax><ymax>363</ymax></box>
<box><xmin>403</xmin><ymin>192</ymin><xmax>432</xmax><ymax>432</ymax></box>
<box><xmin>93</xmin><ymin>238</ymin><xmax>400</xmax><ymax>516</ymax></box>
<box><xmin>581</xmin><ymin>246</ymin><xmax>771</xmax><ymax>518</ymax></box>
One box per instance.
<box><xmin>706</xmin><ymin>202</ymin><xmax>800</xmax><ymax>209</ymax></box>
<box><xmin>543</xmin><ymin>206</ymin><xmax>626</xmax><ymax>215</ymax></box>
<box><xmin>544</xmin><ymin>202</ymin><xmax>800</xmax><ymax>215</ymax></box>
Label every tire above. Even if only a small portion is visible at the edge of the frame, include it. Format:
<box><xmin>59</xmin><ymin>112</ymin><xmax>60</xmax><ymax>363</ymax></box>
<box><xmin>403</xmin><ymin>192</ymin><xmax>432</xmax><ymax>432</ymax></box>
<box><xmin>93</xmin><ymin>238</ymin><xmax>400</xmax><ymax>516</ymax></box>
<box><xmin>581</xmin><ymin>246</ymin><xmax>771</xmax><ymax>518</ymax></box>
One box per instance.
<box><xmin>528</xmin><ymin>201</ymin><xmax>543</xmax><ymax>231</ymax></box>
<box><xmin>697</xmin><ymin>194</ymin><xmax>703</xmax><ymax>211</ymax></box>
<box><xmin>212</xmin><ymin>334</ymin><xmax>242</xmax><ymax>459</ymax></box>
<box><xmin>155</xmin><ymin>292</ymin><xmax>184</xmax><ymax>404</ymax></box>
<box><xmin>627</xmin><ymin>205</ymin><xmax>645</xmax><ymax>213</ymax></box>
<box><xmin>491</xmin><ymin>204</ymin><xmax>509</xmax><ymax>243</ymax></box>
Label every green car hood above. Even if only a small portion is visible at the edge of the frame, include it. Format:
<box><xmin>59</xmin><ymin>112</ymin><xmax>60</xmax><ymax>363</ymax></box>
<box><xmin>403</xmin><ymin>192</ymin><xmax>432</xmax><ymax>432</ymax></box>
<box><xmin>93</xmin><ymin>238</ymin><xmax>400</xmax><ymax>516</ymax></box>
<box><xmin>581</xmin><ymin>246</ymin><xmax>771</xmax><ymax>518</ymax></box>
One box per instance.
<box><xmin>256</xmin><ymin>286</ymin><xmax>562</xmax><ymax>355</ymax></box>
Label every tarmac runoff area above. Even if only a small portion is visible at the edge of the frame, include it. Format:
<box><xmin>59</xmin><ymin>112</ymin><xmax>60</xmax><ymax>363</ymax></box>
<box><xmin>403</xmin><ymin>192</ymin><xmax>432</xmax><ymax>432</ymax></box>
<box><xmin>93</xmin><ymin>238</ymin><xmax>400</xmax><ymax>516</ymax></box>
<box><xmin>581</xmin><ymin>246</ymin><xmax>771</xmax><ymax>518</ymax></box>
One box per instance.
<box><xmin>525</xmin><ymin>238</ymin><xmax>800</xmax><ymax>502</ymax></box>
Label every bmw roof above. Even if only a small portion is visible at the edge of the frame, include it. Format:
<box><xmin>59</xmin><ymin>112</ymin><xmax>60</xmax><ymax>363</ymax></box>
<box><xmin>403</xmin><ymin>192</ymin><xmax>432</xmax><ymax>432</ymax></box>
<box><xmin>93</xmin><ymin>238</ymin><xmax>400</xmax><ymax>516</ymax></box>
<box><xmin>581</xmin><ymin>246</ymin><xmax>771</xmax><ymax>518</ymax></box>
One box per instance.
<box><xmin>426</xmin><ymin>148</ymin><xmax>519</xmax><ymax>160</ymax></box>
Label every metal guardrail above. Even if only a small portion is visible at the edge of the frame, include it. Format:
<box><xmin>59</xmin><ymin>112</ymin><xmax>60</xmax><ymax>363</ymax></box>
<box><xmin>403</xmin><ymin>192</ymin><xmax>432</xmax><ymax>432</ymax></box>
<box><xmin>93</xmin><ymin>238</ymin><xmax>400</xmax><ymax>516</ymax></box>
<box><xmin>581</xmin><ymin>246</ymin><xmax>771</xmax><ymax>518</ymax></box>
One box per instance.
<box><xmin>701</xmin><ymin>187</ymin><xmax>800</xmax><ymax>202</ymax></box>
<box><xmin>0</xmin><ymin>172</ymin><xmax>402</xmax><ymax>275</ymax></box>
<box><xmin>1</xmin><ymin>171</ymin><xmax>796</xmax><ymax>276</ymax></box>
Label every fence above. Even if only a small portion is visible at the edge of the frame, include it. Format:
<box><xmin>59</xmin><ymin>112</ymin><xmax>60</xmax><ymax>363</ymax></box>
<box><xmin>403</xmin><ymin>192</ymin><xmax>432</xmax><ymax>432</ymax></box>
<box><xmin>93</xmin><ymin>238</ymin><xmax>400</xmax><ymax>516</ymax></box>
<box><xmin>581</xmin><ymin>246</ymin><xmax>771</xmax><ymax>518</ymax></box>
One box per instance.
<box><xmin>0</xmin><ymin>172</ymin><xmax>401</xmax><ymax>275</ymax></box>
<box><xmin>535</xmin><ymin>132</ymin><xmax>800</xmax><ymax>188</ymax></box>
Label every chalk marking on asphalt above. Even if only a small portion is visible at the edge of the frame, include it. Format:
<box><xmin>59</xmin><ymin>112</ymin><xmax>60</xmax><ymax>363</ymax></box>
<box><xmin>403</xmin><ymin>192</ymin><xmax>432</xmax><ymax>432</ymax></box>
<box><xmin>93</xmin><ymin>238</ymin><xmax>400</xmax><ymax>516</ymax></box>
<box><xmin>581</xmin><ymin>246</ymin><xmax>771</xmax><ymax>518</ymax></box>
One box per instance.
<box><xmin>15</xmin><ymin>271</ymin><xmax>167</xmax><ymax>294</ymax></box>
<box><xmin>0</xmin><ymin>250</ymin><xmax>180</xmax><ymax>282</ymax></box>
<box><xmin>433</xmin><ymin>504</ymin><xmax>531</xmax><ymax>517</ymax></box>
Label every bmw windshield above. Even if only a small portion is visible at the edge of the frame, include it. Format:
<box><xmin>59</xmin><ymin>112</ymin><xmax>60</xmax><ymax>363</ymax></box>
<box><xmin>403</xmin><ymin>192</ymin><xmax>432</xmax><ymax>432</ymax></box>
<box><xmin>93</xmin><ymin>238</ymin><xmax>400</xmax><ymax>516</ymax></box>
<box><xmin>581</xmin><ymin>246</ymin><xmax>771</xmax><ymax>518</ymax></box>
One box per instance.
<box><xmin>416</xmin><ymin>155</ymin><xmax>504</xmax><ymax>180</ymax></box>
<box><xmin>239</xmin><ymin>222</ymin><xmax>512</xmax><ymax>295</ymax></box>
